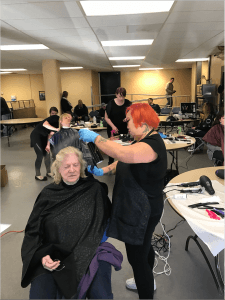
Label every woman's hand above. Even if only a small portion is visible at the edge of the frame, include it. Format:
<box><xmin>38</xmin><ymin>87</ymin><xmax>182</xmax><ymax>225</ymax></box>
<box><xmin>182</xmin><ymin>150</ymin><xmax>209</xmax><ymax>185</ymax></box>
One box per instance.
<box><xmin>45</xmin><ymin>144</ymin><xmax>50</xmax><ymax>153</ymax></box>
<box><xmin>192</xmin><ymin>127</ymin><xmax>196</xmax><ymax>129</ymax></box>
<box><xmin>42</xmin><ymin>255</ymin><xmax>60</xmax><ymax>271</ymax></box>
<box><xmin>112</xmin><ymin>125</ymin><xmax>119</xmax><ymax>134</ymax></box>
<box><xmin>79</xmin><ymin>129</ymin><xmax>100</xmax><ymax>143</ymax></box>
<box><xmin>87</xmin><ymin>165</ymin><xmax>104</xmax><ymax>176</ymax></box>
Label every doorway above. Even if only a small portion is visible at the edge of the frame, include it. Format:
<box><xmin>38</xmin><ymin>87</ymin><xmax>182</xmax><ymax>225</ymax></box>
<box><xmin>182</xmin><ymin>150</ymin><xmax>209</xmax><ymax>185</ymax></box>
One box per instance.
<box><xmin>99</xmin><ymin>72</ymin><xmax>121</xmax><ymax>104</ymax></box>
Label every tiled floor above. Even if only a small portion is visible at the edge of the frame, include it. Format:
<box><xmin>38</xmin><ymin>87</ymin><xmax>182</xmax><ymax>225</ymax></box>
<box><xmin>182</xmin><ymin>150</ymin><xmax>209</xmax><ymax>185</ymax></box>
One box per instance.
<box><xmin>1</xmin><ymin>126</ymin><xmax>224</xmax><ymax>299</ymax></box>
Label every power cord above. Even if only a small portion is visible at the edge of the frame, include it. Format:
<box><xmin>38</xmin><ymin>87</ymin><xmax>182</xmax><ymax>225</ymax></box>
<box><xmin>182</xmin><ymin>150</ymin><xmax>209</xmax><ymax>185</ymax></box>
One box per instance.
<box><xmin>152</xmin><ymin>197</ymin><xmax>185</xmax><ymax>276</ymax></box>
<box><xmin>0</xmin><ymin>229</ymin><xmax>24</xmax><ymax>238</ymax></box>
<box><xmin>152</xmin><ymin>197</ymin><xmax>171</xmax><ymax>276</ymax></box>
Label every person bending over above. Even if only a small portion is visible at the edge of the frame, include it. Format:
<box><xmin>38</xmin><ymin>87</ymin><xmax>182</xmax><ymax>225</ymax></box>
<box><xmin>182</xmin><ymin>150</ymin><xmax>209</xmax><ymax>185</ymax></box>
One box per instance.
<box><xmin>79</xmin><ymin>103</ymin><xmax>167</xmax><ymax>299</ymax></box>
<box><xmin>74</xmin><ymin>100</ymin><xmax>89</xmax><ymax>122</ymax></box>
<box><xmin>30</xmin><ymin>109</ymin><xmax>59</xmax><ymax>181</ymax></box>
<box><xmin>21</xmin><ymin>147</ymin><xmax>122</xmax><ymax>299</ymax></box>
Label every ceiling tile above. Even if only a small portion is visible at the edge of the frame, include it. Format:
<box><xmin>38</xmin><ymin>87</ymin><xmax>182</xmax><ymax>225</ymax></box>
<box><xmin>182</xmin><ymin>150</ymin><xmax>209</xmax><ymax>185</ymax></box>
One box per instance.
<box><xmin>173</xmin><ymin>1</ymin><xmax>224</xmax><ymax>12</ymax></box>
<box><xmin>22</xmin><ymin>28</ymin><xmax>94</xmax><ymax>38</ymax></box>
<box><xmin>1</xmin><ymin>1</ymin><xmax>83</xmax><ymax>19</ymax></box>
<box><xmin>4</xmin><ymin>17</ymin><xmax>89</xmax><ymax>31</ymax></box>
<box><xmin>103</xmin><ymin>45</ymin><xmax>150</xmax><ymax>57</ymax></box>
<box><xmin>160</xmin><ymin>21</ymin><xmax>224</xmax><ymax>32</ymax></box>
<box><xmin>167</xmin><ymin>10</ymin><xmax>224</xmax><ymax>23</ymax></box>
<box><xmin>87</xmin><ymin>12</ymin><xmax>169</xmax><ymax>27</ymax></box>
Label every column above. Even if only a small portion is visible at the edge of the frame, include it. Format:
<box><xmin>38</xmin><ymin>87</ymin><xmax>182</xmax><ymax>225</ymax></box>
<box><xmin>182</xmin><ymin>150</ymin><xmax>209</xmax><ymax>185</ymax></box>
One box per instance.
<box><xmin>42</xmin><ymin>59</ymin><xmax>62</xmax><ymax>115</ymax></box>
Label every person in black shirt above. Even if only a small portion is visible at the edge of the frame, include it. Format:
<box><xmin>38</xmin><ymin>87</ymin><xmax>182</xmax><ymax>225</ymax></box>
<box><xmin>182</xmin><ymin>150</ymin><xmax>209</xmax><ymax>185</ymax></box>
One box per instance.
<box><xmin>105</xmin><ymin>87</ymin><xmax>132</xmax><ymax>164</ymax></box>
<box><xmin>148</xmin><ymin>98</ymin><xmax>161</xmax><ymax>115</ymax></box>
<box><xmin>1</xmin><ymin>96</ymin><xmax>12</xmax><ymax>137</ymax></box>
<box><xmin>61</xmin><ymin>91</ymin><xmax>73</xmax><ymax>115</ymax></box>
<box><xmin>186</xmin><ymin>102</ymin><xmax>215</xmax><ymax>149</ymax></box>
<box><xmin>30</xmin><ymin>112</ymin><xmax>59</xmax><ymax>181</ymax></box>
<box><xmin>74</xmin><ymin>99</ymin><xmax>89</xmax><ymax>122</ymax></box>
<box><xmin>79</xmin><ymin>103</ymin><xmax>167</xmax><ymax>299</ymax></box>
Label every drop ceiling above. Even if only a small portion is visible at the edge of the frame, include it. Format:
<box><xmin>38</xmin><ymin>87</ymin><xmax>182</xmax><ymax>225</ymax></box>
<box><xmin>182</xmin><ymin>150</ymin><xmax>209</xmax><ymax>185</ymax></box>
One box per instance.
<box><xmin>0</xmin><ymin>0</ymin><xmax>224</xmax><ymax>74</ymax></box>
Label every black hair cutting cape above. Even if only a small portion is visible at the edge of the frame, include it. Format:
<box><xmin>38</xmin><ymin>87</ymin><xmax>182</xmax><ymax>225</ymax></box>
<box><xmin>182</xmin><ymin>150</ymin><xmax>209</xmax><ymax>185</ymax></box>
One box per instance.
<box><xmin>21</xmin><ymin>177</ymin><xmax>111</xmax><ymax>299</ymax></box>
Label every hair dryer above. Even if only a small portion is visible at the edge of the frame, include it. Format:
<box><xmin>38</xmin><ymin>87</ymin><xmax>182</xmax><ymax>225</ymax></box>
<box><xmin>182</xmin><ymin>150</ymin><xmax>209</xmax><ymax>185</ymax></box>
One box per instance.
<box><xmin>199</xmin><ymin>175</ymin><xmax>215</xmax><ymax>195</ymax></box>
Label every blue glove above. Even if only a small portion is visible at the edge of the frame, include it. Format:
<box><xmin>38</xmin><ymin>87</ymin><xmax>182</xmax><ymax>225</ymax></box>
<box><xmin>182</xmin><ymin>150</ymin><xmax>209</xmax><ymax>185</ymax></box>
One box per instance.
<box><xmin>79</xmin><ymin>129</ymin><xmax>100</xmax><ymax>143</ymax></box>
<box><xmin>87</xmin><ymin>165</ymin><xmax>104</xmax><ymax>176</ymax></box>
<box><xmin>158</xmin><ymin>132</ymin><xmax>167</xmax><ymax>139</ymax></box>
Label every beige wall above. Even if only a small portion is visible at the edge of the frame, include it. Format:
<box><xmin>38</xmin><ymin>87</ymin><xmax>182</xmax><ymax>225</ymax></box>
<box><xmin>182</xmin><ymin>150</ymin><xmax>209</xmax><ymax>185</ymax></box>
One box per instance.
<box><xmin>1</xmin><ymin>74</ymin><xmax>47</xmax><ymax>118</ymax></box>
<box><xmin>91</xmin><ymin>71</ymin><xmax>100</xmax><ymax>107</ymax></box>
<box><xmin>201</xmin><ymin>61</ymin><xmax>209</xmax><ymax>85</ymax></box>
<box><xmin>210</xmin><ymin>55</ymin><xmax>224</xmax><ymax>106</ymax></box>
<box><xmin>121</xmin><ymin>68</ymin><xmax>192</xmax><ymax>107</ymax></box>
<box><xmin>61</xmin><ymin>70</ymin><xmax>92</xmax><ymax>109</ymax></box>
<box><xmin>191</xmin><ymin>63</ymin><xmax>197</xmax><ymax>102</ymax></box>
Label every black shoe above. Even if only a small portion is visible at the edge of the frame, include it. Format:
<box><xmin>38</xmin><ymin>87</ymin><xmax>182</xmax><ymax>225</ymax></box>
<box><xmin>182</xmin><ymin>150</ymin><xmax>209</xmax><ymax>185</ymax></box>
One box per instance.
<box><xmin>35</xmin><ymin>176</ymin><xmax>47</xmax><ymax>181</ymax></box>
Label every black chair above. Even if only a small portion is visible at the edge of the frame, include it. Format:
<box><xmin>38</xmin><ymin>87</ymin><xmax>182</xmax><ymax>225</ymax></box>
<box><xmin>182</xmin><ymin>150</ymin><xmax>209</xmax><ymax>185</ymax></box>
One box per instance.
<box><xmin>160</xmin><ymin>107</ymin><xmax>171</xmax><ymax>115</ymax></box>
<box><xmin>89</xmin><ymin>110</ymin><xmax>99</xmax><ymax>118</ymax></box>
<box><xmin>172</xmin><ymin>106</ymin><xmax>180</xmax><ymax>114</ymax></box>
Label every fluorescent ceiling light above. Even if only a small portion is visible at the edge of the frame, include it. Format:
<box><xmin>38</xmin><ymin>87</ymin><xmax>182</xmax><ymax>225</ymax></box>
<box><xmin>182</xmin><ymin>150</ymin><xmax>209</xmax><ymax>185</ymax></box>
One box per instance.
<box><xmin>139</xmin><ymin>68</ymin><xmax>163</xmax><ymax>70</ymax></box>
<box><xmin>60</xmin><ymin>67</ymin><xmax>83</xmax><ymax>70</ymax></box>
<box><xmin>109</xmin><ymin>56</ymin><xmax>145</xmax><ymax>60</ymax></box>
<box><xmin>81</xmin><ymin>1</ymin><xmax>174</xmax><ymax>16</ymax></box>
<box><xmin>113</xmin><ymin>65</ymin><xmax>140</xmax><ymax>68</ymax></box>
<box><xmin>0</xmin><ymin>68</ymin><xmax>27</xmax><ymax>71</ymax></box>
<box><xmin>176</xmin><ymin>58</ymin><xmax>209</xmax><ymax>62</ymax></box>
<box><xmin>102</xmin><ymin>40</ymin><xmax>154</xmax><ymax>47</ymax></box>
<box><xmin>0</xmin><ymin>44</ymin><xmax>49</xmax><ymax>50</ymax></box>
<box><xmin>0</xmin><ymin>72</ymin><xmax>12</xmax><ymax>74</ymax></box>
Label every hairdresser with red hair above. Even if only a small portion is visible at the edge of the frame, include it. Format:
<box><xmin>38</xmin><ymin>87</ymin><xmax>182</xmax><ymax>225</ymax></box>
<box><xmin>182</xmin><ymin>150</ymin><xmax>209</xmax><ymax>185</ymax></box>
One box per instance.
<box><xmin>79</xmin><ymin>103</ymin><xmax>167</xmax><ymax>299</ymax></box>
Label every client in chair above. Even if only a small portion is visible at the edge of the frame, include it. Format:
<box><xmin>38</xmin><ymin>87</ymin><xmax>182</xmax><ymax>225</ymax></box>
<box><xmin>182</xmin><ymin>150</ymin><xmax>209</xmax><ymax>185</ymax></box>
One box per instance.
<box><xmin>186</xmin><ymin>102</ymin><xmax>215</xmax><ymax>150</ymax></box>
<box><xmin>203</xmin><ymin>110</ymin><xmax>224</xmax><ymax>165</ymax></box>
<box><xmin>21</xmin><ymin>147</ymin><xmax>122</xmax><ymax>299</ymax></box>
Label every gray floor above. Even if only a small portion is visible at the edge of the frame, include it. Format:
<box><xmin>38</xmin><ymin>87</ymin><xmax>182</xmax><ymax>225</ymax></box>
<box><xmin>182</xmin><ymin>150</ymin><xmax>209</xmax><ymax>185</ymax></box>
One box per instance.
<box><xmin>1</xmin><ymin>126</ymin><xmax>224</xmax><ymax>299</ymax></box>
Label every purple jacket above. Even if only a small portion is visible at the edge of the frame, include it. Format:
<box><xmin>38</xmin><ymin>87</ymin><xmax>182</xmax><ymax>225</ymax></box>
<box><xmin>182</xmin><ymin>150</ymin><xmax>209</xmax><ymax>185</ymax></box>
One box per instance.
<box><xmin>77</xmin><ymin>242</ymin><xmax>123</xmax><ymax>299</ymax></box>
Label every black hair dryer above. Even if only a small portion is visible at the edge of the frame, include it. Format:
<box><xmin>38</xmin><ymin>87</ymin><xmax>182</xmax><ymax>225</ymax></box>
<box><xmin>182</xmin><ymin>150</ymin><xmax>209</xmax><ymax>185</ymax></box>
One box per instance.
<box><xmin>199</xmin><ymin>175</ymin><xmax>215</xmax><ymax>195</ymax></box>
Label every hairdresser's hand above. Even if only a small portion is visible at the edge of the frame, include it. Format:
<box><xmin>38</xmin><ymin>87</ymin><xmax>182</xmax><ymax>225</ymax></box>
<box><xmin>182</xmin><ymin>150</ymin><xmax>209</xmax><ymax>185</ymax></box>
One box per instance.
<box><xmin>111</xmin><ymin>125</ymin><xmax>118</xmax><ymax>134</ymax></box>
<box><xmin>42</xmin><ymin>255</ymin><xmax>60</xmax><ymax>272</ymax></box>
<box><xmin>45</xmin><ymin>144</ymin><xmax>50</xmax><ymax>153</ymax></box>
<box><xmin>87</xmin><ymin>165</ymin><xmax>104</xmax><ymax>176</ymax></box>
<box><xmin>79</xmin><ymin>129</ymin><xmax>100</xmax><ymax>143</ymax></box>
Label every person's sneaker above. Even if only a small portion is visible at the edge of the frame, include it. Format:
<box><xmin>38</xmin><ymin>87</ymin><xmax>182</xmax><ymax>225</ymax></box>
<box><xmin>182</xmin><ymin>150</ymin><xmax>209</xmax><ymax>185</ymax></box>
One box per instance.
<box><xmin>126</xmin><ymin>277</ymin><xmax>156</xmax><ymax>291</ymax></box>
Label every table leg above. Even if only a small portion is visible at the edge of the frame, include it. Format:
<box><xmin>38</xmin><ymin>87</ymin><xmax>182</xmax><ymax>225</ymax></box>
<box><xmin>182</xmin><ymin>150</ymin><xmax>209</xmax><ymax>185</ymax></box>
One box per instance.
<box><xmin>185</xmin><ymin>234</ymin><xmax>222</xmax><ymax>293</ymax></box>
<box><xmin>7</xmin><ymin>125</ymin><xmax>10</xmax><ymax>147</ymax></box>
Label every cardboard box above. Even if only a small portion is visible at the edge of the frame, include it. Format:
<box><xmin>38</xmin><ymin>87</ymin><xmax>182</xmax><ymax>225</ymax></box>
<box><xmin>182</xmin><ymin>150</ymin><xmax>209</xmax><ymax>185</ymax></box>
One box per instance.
<box><xmin>1</xmin><ymin>165</ymin><xmax>8</xmax><ymax>187</ymax></box>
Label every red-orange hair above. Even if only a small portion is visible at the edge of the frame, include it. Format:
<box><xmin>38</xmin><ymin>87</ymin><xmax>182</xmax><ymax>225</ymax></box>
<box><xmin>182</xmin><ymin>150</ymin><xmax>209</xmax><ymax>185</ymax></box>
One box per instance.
<box><xmin>126</xmin><ymin>103</ymin><xmax>160</xmax><ymax>129</ymax></box>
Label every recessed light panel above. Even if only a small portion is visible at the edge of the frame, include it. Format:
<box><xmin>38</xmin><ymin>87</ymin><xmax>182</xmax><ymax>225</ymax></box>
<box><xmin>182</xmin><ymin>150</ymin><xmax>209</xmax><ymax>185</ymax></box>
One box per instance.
<box><xmin>109</xmin><ymin>56</ymin><xmax>145</xmax><ymax>60</ymax></box>
<box><xmin>0</xmin><ymin>69</ymin><xmax>27</xmax><ymax>71</ymax></box>
<box><xmin>113</xmin><ymin>65</ymin><xmax>141</xmax><ymax>68</ymax></box>
<box><xmin>0</xmin><ymin>72</ymin><xmax>12</xmax><ymax>74</ymax></box>
<box><xmin>0</xmin><ymin>45</ymin><xmax>49</xmax><ymax>50</ymax></box>
<box><xmin>102</xmin><ymin>40</ymin><xmax>154</xmax><ymax>47</ymax></box>
<box><xmin>60</xmin><ymin>67</ymin><xmax>83</xmax><ymax>70</ymax></box>
<box><xmin>139</xmin><ymin>68</ymin><xmax>163</xmax><ymax>70</ymax></box>
<box><xmin>176</xmin><ymin>58</ymin><xmax>209</xmax><ymax>62</ymax></box>
<box><xmin>81</xmin><ymin>1</ymin><xmax>174</xmax><ymax>16</ymax></box>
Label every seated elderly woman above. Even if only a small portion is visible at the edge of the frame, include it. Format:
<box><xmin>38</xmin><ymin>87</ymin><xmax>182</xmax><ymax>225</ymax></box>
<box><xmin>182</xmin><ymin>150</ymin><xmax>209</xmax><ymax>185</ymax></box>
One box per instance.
<box><xmin>203</xmin><ymin>109</ymin><xmax>224</xmax><ymax>165</ymax></box>
<box><xmin>21</xmin><ymin>147</ymin><xmax>122</xmax><ymax>299</ymax></box>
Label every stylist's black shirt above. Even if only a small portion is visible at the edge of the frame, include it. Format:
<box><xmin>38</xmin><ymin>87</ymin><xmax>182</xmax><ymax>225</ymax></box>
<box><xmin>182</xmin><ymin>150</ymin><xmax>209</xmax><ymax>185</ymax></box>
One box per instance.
<box><xmin>106</xmin><ymin>99</ymin><xmax>132</xmax><ymax>135</ymax></box>
<box><xmin>130</xmin><ymin>133</ymin><xmax>167</xmax><ymax>211</ymax></box>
